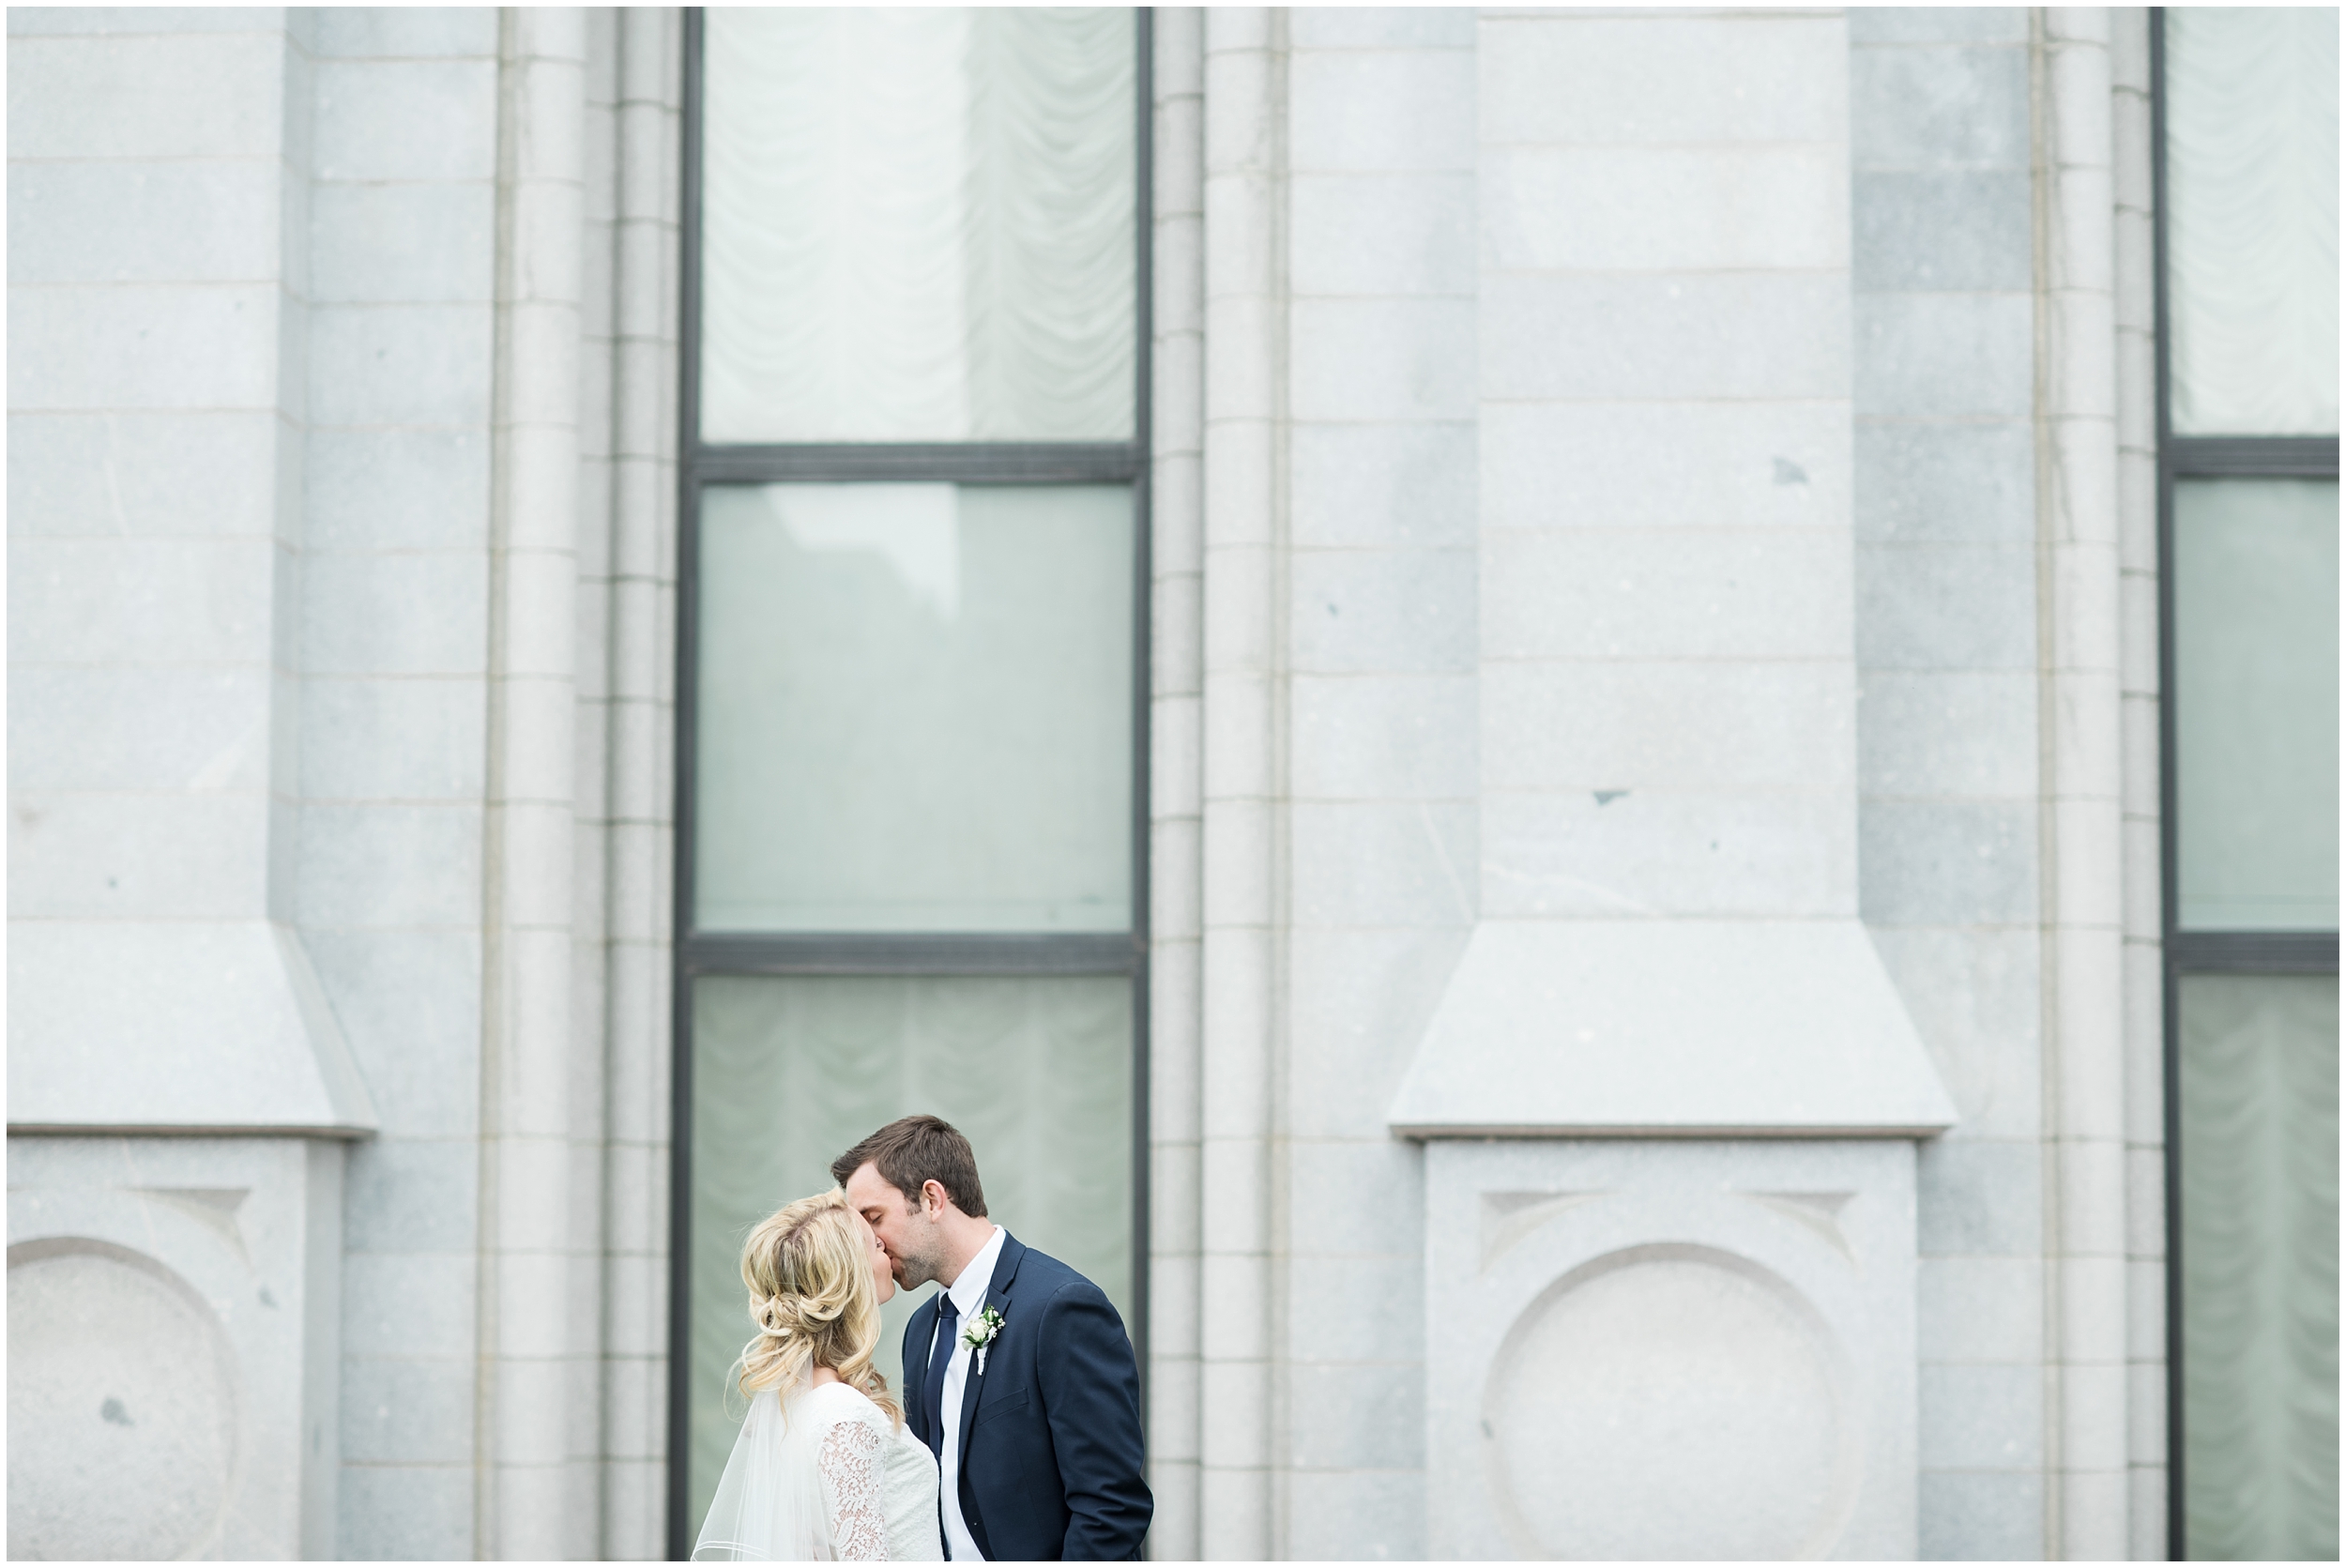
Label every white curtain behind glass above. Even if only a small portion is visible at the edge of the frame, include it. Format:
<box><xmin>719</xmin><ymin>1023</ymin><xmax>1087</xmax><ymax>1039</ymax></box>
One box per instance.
<box><xmin>2167</xmin><ymin>8</ymin><xmax>2340</xmax><ymax>434</ymax></box>
<box><xmin>2179</xmin><ymin>976</ymin><xmax>2339</xmax><ymax>1561</ymax></box>
<box><xmin>701</xmin><ymin>8</ymin><xmax>1136</xmax><ymax>443</ymax></box>
<box><xmin>686</xmin><ymin>975</ymin><xmax>1133</xmax><ymax>1540</ymax></box>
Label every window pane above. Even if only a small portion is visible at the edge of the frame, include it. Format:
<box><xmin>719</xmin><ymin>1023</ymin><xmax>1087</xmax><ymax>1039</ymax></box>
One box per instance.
<box><xmin>699</xmin><ymin>8</ymin><xmax>1137</xmax><ymax>443</ymax></box>
<box><xmin>2178</xmin><ymin>974</ymin><xmax>2339</xmax><ymax>1561</ymax></box>
<box><xmin>686</xmin><ymin>973</ymin><xmax>1135</xmax><ymax>1539</ymax></box>
<box><xmin>694</xmin><ymin>482</ymin><xmax>1134</xmax><ymax>933</ymax></box>
<box><xmin>2166</xmin><ymin>7</ymin><xmax>2339</xmax><ymax>434</ymax></box>
<box><xmin>2174</xmin><ymin>479</ymin><xmax>2339</xmax><ymax>931</ymax></box>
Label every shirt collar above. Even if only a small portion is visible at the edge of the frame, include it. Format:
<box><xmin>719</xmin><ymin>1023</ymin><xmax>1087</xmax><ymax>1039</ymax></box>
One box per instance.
<box><xmin>945</xmin><ymin>1224</ymin><xmax>1007</xmax><ymax>1320</ymax></box>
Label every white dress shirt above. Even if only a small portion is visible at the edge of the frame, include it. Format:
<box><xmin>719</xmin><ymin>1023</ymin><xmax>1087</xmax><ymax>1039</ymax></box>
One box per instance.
<box><xmin>929</xmin><ymin>1224</ymin><xmax>1006</xmax><ymax>1561</ymax></box>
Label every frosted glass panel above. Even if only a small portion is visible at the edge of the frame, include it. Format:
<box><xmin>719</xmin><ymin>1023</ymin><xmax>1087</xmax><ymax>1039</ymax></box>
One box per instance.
<box><xmin>700</xmin><ymin>8</ymin><xmax>1136</xmax><ymax>442</ymax></box>
<box><xmin>2167</xmin><ymin>8</ymin><xmax>2339</xmax><ymax>434</ymax></box>
<box><xmin>694</xmin><ymin>482</ymin><xmax>1134</xmax><ymax>933</ymax></box>
<box><xmin>2178</xmin><ymin>974</ymin><xmax>2339</xmax><ymax>1561</ymax></box>
<box><xmin>686</xmin><ymin>974</ymin><xmax>1134</xmax><ymax>1542</ymax></box>
<box><xmin>2174</xmin><ymin>480</ymin><xmax>2339</xmax><ymax>931</ymax></box>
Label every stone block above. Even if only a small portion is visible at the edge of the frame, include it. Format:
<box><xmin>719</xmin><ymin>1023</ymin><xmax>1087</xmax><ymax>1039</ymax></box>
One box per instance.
<box><xmin>303</xmin><ymin>428</ymin><xmax>492</xmax><ymax>550</ymax></box>
<box><xmin>312</xmin><ymin>58</ymin><xmax>496</xmax><ymax>182</ymax></box>
<box><xmin>295</xmin><ymin>803</ymin><xmax>484</xmax><ymax>931</ymax></box>
<box><xmin>8</xmin><ymin>411</ymin><xmax>280</xmax><ymax>538</ymax></box>
<box><xmin>1286</xmin><ymin>1362</ymin><xmax>1425</xmax><ymax>1471</ymax></box>
<box><xmin>343</xmin><ymin>1251</ymin><xmax>475</xmax><ymax>1361</ymax></box>
<box><xmin>1288</xmin><ymin>799</ymin><xmax>1477</xmax><ymax>931</ymax></box>
<box><xmin>309</xmin><ymin>181</ymin><xmax>495</xmax><ymax>305</ymax></box>
<box><xmin>1285</xmin><ymin>1468</ymin><xmax>1427</xmax><ymax>1560</ymax></box>
<box><xmin>300</xmin><ymin>548</ymin><xmax>488</xmax><ymax>677</ymax></box>
<box><xmin>1853</xmin><ymin>419</ymin><xmax>2034</xmax><ymax>543</ymax></box>
<box><xmin>8</xmin><ymin>664</ymin><xmax>272</xmax><ymax>794</ymax></box>
<box><xmin>313</xmin><ymin>7</ymin><xmax>498</xmax><ymax>58</ymax></box>
<box><xmin>302</xmin><ymin>929</ymin><xmax>482</xmax><ymax>1138</ymax></box>
<box><xmin>1290</xmin><ymin>172</ymin><xmax>1475</xmax><ymax>298</ymax></box>
<box><xmin>1285</xmin><ymin>925</ymin><xmax>1472</xmax><ymax>1139</ymax></box>
<box><xmin>300</xmin><ymin>677</ymin><xmax>486</xmax><ymax>802</ymax></box>
<box><xmin>1482</xmin><ymin>401</ymin><xmax>1851</xmax><ymax>534</ymax></box>
<box><xmin>7</xmin><ymin>32</ymin><xmax>283</xmax><ymax>160</ymax></box>
<box><xmin>1289</xmin><ymin>547</ymin><xmax>1476</xmax><ymax>676</ymax></box>
<box><xmin>1479</xmin><ymin>789</ymin><xmax>1858</xmax><ymax>921</ymax></box>
<box><xmin>1918</xmin><ymin>1468</ymin><xmax>2045</xmax><ymax>1560</ymax></box>
<box><xmin>8</xmin><ymin>792</ymin><xmax>267</xmax><ymax>921</ymax></box>
<box><xmin>8</xmin><ymin>282</ymin><xmax>281</xmax><ymax>412</ymax></box>
<box><xmin>1855</xmin><ymin>541</ymin><xmax>2036</xmax><ymax>670</ymax></box>
<box><xmin>1480</xmin><ymin>526</ymin><xmax>1851</xmax><ymax>662</ymax></box>
<box><xmin>1853</xmin><ymin>171</ymin><xmax>2033</xmax><ymax>294</ymax></box>
<box><xmin>1854</xmin><ymin>293</ymin><xmax>2034</xmax><ymax>418</ymax></box>
<box><xmin>337</xmin><ymin>1464</ymin><xmax>475</xmax><ymax>1561</ymax></box>
<box><xmin>1289</xmin><ymin>422</ymin><xmax>1476</xmax><ymax>551</ymax></box>
<box><xmin>1917</xmin><ymin>1362</ymin><xmax>2042</xmax><ymax>1469</ymax></box>
<box><xmin>1848</xmin><ymin>8</ymin><xmax>2029</xmax><ymax>46</ymax></box>
<box><xmin>1287</xmin><ymin>1254</ymin><xmax>1424</xmax><ymax>1364</ymax></box>
<box><xmin>305</xmin><ymin>304</ymin><xmax>494</xmax><ymax>429</ymax></box>
<box><xmin>1291</xmin><ymin>8</ymin><xmax>1475</xmax><ymax>51</ymax></box>
<box><xmin>343</xmin><ymin>1139</ymin><xmax>480</xmax><ymax>1254</ymax></box>
<box><xmin>8</xmin><ymin>1136</ymin><xmax>346</xmax><ymax>1560</ymax></box>
<box><xmin>1484</xmin><ymin>145</ymin><xmax>1847</xmax><ymax>274</ymax></box>
<box><xmin>1918</xmin><ymin>1256</ymin><xmax>2044</xmax><ymax>1362</ymax></box>
<box><xmin>1423</xmin><ymin>1139</ymin><xmax>1920</xmax><ymax>1559</ymax></box>
<box><xmin>1917</xmin><ymin>1137</ymin><xmax>2042</xmax><ymax>1256</ymax></box>
<box><xmin>1291</xmin><ymin>298</ymin><xmax>1476</xmax><ymax>422</ymax></box>
<box><xmin>1477</xmin><ymin>12</ymin><xmax>1845</xmax><ymax>146</ymax></box>
<box><xmin>13</xmin><ymin>534</ymin><xmax>279</xmax><ymax>666</ymax></box>
<box><xmin>338</xmin><ymin>1354</ymin><xmax>474</xmax><ymax>1464</ymax></box>
<box><xmin>1849</xmin><ymin>44</ymin><xmax>2029</xmax><ymax>170</ymax></box>
<box><xmin>1284</xmin><ymin>1139</ymin><xmax>1425</xmax><ymax>1258</ymax></box>
<box><xmin>1484</xmin><ymin>660</ymin><xmax>1852</xmax><ymax>798</ymax></box>
<box><xmin>1290</xmin><ymin>47</ymin><xmax>1474</xmax><ymax>173</ymax></box>
<box><xmin>1860</xmin><ymin>798</ymin><xmax>2039</xmax><ymax>928</ymax></box>
<box><xmin>1289</xmin><ymin>673</ymin><xmax>1477</xmax><ymax>802</ymax></box>
<box><xmin>1857</xmin><ymin>669</ymin><xmax>2038</xmax><ymax>799</ymax></box>
<box><xmin>1864</xmin><ymin>927</ymin><xmax>2042</xmax><ymax>1140</ymax></box>
<box><xmin>1484</xmin><ymin>271</ymin><xmax>1850</xmax><ymax>403</ymax></box>
<box><xmin>9</xmin><ymin>8</ymin><xmax>285</xmax><ymax>36</ymax></box>
<box><xmin>8</xmin><ymin>160</ymin><xmax>281</xmax><ymax>285</ymax></box>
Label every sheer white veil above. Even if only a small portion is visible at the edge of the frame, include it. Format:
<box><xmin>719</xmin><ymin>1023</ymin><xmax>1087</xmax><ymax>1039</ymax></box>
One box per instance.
<box><xmin>692</xmin><ymin>1375</ymin><xmax>838</xmax><ymax>1561</ymax></box>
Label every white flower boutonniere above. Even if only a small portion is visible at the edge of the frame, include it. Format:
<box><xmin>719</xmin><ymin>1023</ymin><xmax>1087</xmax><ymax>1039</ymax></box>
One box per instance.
<box><xmin>961</xmin><ymin>1304</ymin><xmax>1006</xmax><ymax>1376</ymax></box>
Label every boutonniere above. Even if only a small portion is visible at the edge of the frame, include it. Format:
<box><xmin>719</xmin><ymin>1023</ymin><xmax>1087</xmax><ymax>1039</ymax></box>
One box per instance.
<box><xmin>961</xmin><ymin>1305</ymin><xmax>1006</xmax><ymax>1375</ymax></box>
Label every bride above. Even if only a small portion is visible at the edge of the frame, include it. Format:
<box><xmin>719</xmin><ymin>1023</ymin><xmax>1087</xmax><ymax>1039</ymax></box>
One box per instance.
<box><xmin>693</xmin><ymin>1190</ymin><xmax>944</xmax><ymax>1560</ymax></box>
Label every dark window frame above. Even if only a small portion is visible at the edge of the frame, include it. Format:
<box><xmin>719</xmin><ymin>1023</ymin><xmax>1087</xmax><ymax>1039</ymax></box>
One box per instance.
<box><xmin>667</xmin><ymin>10</ymin><xmax>1155</xmax><ymax>1553</ymax></box>
<box><xmin>2151</xmin><ymin>12</ymin><xmax>2341</xmax><ymax>1559</ymax></box>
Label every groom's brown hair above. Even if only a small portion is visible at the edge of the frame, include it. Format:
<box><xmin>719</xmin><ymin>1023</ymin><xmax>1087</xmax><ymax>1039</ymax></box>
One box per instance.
<box><xmin>831</xmin><ymin>1114</ymin><xmax>990</xmax><ymax>1218</ymax></box>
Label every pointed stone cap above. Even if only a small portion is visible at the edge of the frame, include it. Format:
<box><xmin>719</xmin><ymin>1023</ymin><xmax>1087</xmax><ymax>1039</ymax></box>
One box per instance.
<box><xmin>9</xmin><ymin>921</ymin><xmax>379</xmax><ymax>1137</ymax></box>
<box><xmin>1388</xmin><ymin>919</ymin><xmax>1958</xmax><ymax>1139</ymax></box>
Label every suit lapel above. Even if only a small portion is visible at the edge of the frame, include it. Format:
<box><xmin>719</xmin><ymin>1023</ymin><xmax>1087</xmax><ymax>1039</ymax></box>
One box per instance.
<box><xmin>906</xmin><ymin>1292</ymin><xmax>940</xmax><ymax>1447</ymax></box>
<box><xmin>953</xmin><ymin>1232</ymin><xmax>1027</xmax><ymax>1473</ymax></box>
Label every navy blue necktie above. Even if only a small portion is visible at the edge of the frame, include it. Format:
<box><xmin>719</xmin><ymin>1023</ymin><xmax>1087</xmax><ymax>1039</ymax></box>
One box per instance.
<box><xmin>922</xmin><ymin>1293</ymin><xmax>960</xmax><ymax>1459</ymax></box>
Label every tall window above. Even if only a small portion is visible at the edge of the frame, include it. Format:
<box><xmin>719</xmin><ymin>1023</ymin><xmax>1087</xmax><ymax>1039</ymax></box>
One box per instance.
<box><xmin>2157</xmin><ymin>8</ymin><xmax>2339</xmax><ymax>1560</ymax></box>
<box><xmin>670</xmin><ymin>9</ymin><xmax>1150</xmax><ymax>1550</ymax></box>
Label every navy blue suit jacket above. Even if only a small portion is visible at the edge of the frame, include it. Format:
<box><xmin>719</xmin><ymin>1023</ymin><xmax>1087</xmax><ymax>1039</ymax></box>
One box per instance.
<box><xmin>900</xmin><ymin>1233</ymin><xmax>1151</xmax><ymax>1560</ymax></box>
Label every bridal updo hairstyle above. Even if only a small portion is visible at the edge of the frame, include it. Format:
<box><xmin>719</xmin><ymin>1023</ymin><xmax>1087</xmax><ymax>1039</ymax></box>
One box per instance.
<box><xmin>734</xmin><ymin>1189</ymin><xmax>901</xmax><ymax>1427</ymax></box>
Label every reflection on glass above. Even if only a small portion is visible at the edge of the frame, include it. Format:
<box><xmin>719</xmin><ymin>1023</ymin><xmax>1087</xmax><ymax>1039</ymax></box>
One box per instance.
<box><xmin>2178</xmin><ymin>974</ymin><xmax>2339</xmax><ymax>1561</ymax></box>
<box><xmin>700</xmin><ymin>8</ymin><xmax>1136</xmax><ymax>443</ymax></box>
<box><xmin>694</xmin><ymin>482</ymin><xmax>1134</xmax><ymax>933</ymax></box>
<box><xmin>2174</xmin><ymin>479</ymin><xmax>2339</xmax><ymax>931</ymax></box>
<box><xmin>686</xmin><ymin>973</ymin><xmax>1134</xmax><ymax>1538</ymax></box>
<box><xmin>2166</xmin><ymin>8</ymin><xmax>2339</xmax><ymax>434</ymax></box>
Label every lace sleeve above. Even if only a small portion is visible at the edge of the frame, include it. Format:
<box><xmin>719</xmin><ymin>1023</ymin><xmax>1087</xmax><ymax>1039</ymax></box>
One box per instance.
<box><xmin>815</xmin><ymin>1414</ymin><xmax>888</xmax><ymax>1561</ymax></box>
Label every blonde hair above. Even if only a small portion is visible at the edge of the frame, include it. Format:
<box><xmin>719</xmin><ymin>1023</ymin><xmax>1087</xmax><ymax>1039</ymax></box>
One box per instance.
<box><xmin>735</xmin><ymin>1189</ymin><xmax>902</xmax><ymax>1428</ymax></box>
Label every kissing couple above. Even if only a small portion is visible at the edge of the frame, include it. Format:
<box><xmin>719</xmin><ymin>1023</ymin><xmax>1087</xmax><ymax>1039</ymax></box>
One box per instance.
<box><xmin>693</xmin><ymin>1116</ymin><xmax>1152</xmax><ymax>1561</ymax></box>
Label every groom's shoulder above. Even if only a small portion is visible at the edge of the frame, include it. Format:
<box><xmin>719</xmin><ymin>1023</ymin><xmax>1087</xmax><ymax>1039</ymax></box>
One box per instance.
<box><xmin>1005</xmin><ymin>1238</ymin><xmax>1105</xmax><ymax>1302</ymax></box>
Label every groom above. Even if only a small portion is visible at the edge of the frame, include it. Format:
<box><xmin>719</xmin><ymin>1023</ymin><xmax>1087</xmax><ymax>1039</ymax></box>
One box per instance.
<box><xmin>833</xmin><ymin>1116</ymin><xmax>1152</xmax><ymax>1560</ymax></box>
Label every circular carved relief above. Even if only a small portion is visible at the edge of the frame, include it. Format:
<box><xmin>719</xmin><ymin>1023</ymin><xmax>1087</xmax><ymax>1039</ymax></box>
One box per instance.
<box><xmin>8</xmin><ymin>1241</ymin><xmax>238</xmax><ymax>1561</ymax></box>
<box><xmin>1485</xmin><ymin>1244</ymin><xmax>1858</xmax><ymax>1560</ymax></box>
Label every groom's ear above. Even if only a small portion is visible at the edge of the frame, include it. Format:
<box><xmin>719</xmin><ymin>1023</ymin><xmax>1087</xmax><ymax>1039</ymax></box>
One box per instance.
<box><xmin>919</xmin><ymin>1178</ymin><xmax>953</xmax><ymax>1217</ymax></box>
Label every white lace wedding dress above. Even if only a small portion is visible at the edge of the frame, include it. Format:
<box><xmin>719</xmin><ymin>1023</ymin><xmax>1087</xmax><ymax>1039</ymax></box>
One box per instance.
<box><xmin>693</xmin><ymin>1379</ymin><xmax>943</xmax><ymax>1561</ymax></box>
